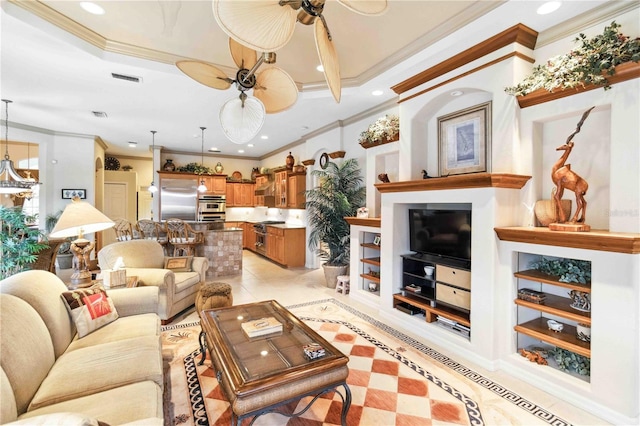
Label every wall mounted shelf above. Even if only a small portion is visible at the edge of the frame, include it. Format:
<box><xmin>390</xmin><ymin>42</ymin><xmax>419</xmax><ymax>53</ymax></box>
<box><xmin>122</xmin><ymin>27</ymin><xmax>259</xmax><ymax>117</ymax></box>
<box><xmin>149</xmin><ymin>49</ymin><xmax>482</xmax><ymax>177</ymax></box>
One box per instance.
<box><xmin>375</xmin><ymin>173</ymin><xmax>531</xmax><ymax>193</ymax></box>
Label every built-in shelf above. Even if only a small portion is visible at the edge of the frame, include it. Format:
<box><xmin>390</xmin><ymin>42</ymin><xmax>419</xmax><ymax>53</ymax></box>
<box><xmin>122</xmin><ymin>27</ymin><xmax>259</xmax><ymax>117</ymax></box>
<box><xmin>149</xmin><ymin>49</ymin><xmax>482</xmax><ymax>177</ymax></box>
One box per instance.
<box><xmin>515</xmin><ymin>270</ymin><xmax>591</xmax><ymax>293</ymax></box>
<box><xmin>375</xmin><ymin>173</ymin><xmax>531</xmax><ymax>193</ymax></box>
<box><xmin>495</xmin><ymin>227</ymin><xmax>640</xmax><ymax>254</ymax></box>
<box><xmin>359</xmin><ymin>134</ymin><xmax>399</xmax><ymax>149</ymax></box>
<box><xmin>361</xmin><ymin>273</ymin><xmax>380</xmax><ymax>283</ymax></box>
<box><xmin>515</xmin><ymin>317</ymin><xmax>590</xmax><ymax>358</ymax></box>
<box><xmin>345</xmin><ymin>217</ymin><xmax>381</xmax><ymax>227</ymax></box>
<box><xmin>362</xmin><ymin>257</ymin><xmax>381</xmax><ymax>267</ymax></box>
<box><xmin>516</xmin><ymin>61</ymin><xmax>640</xmax><ymax>108</ymax></box>
<box><xmin>394</xmin><ymin>293</ymin><xmax>471</xmax><ymax>327</ymax></box>
<box><xmin>515</xmin><ymin>295</ymin><xmax>591</xmax><ymax>325</ymax></box>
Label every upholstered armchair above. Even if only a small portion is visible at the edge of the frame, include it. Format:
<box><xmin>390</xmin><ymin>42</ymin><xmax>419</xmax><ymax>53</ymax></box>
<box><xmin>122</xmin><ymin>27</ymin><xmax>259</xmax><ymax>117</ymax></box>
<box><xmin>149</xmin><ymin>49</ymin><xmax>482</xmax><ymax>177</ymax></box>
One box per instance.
<box><xmin>98</xmin><ymin>239</ymin><xmax>208</xmax><ymax>323</ymax></box>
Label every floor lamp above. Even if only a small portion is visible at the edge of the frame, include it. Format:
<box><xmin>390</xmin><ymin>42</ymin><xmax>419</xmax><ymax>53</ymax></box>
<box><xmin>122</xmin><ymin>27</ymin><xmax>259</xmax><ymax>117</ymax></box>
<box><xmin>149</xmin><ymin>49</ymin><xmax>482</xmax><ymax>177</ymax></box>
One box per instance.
<box><xmin>49</xmin><ymin>197</ymin><xmax>114</xmax><ymax>287</ymax></box>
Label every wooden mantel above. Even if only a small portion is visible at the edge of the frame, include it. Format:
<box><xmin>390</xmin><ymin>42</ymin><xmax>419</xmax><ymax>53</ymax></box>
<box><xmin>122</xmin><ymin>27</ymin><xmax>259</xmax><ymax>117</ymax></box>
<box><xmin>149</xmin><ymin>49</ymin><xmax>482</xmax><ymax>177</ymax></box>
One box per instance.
<box><xmin>495</xmin><ymin>227</ymin><xmax>640</xmax><ymax>254</ymax></box>
<box><xmin>344</xmin><ymin>217</ymin><xmax>381</xmax><ymax>228</ymax></box>
<box><xmin>375</xmin><ymin>173</ymin><xmax>531</xmax><ymax>193</ymax></box>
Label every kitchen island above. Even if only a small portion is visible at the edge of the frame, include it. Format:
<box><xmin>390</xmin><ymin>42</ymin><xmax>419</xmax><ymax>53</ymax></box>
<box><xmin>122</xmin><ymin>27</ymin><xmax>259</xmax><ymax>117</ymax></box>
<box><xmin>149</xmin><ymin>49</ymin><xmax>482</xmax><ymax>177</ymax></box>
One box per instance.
<box><xmin>189</xmin><ymin>222</ymin><xmax>243</xmax><ymax>279</ymax></box>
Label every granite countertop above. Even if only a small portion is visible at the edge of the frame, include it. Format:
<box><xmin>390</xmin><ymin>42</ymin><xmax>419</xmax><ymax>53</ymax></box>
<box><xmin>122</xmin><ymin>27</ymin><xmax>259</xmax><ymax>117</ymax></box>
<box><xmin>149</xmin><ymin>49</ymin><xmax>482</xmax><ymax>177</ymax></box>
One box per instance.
<box><xmin>267</xmin><ymin>224</ymin><xmax>306</xmax><ymax>229</ymax></box>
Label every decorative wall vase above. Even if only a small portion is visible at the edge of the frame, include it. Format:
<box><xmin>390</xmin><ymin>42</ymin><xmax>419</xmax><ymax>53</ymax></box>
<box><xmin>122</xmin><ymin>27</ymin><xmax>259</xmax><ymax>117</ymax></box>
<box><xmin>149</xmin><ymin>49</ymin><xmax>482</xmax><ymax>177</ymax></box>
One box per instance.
<box><xmin>286</xmin><ymin>152</ymin><xmax>294</xmax><ymax>170</ymax></box>
<box><xmin>534</xmin><ymin>199</ymin><xmax>571</xmax><ymax>226</ymax></box>
<box><xmin>214</xmin><ymin>162</ymin><xmax>224</xmax><ymax>173</ymax></box>
<box><xmin>163</xmin><ymin>159</ymin><xmax>175</xmax><ymax>172</ymax></box>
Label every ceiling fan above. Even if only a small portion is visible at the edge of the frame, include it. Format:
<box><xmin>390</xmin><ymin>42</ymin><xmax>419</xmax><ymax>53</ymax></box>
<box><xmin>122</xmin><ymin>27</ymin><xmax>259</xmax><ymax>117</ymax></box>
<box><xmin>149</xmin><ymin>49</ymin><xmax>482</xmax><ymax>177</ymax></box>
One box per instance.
<box><xmin>212</xmin><ymin>0</ymin><xmax>388</xmax><ymax>104</ymax></box>
<box><xmin>176</xmin><ymin>37</ymin><xmax>298</xmax><ymax>144</ymax></box>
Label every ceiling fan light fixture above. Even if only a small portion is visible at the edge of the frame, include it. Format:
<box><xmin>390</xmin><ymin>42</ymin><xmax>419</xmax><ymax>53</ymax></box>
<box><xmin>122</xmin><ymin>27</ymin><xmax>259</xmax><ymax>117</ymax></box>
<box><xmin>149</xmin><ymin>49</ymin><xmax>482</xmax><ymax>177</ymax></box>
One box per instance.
<box><xmin>220</xmin><ymin>97</ymin><xmax>265</xmax><ymax>145</ymax></box>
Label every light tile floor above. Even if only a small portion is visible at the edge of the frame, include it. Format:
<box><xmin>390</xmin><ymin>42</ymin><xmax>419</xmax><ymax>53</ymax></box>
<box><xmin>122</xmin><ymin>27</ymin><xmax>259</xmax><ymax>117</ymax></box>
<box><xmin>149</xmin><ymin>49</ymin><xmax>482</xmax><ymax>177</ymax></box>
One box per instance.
<box><xmin>168</xmin><ymin>251</ymin><xmax>610</xmax><ymax>426</ymax></box>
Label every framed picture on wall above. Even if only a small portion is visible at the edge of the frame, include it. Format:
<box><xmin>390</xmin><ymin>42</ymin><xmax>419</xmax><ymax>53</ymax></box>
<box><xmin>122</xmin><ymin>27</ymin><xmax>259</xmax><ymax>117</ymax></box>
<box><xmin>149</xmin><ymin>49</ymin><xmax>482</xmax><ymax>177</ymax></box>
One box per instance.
<box><xmin>438</xmin><ymin>101</ymin><xmax>491</xmax><ymax>176</ymax></box>
<box><xmin>62</xmin><ymin>189</ymin><xmax>86</xmax><ymax>199</ymax></box>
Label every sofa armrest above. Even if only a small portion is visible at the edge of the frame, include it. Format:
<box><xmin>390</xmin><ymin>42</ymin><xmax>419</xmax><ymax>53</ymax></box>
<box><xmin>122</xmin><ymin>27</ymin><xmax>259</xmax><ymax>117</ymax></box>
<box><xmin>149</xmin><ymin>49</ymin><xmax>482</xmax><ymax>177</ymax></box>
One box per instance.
<box><xmin>124</xmin><ymin>268</ymin><xmax>174</xmax><ymax>289</ymax></box>
<box><xmin>107</xmin><ymin>286</ymin><xmax>159</xmax><ymax>317</ymax></box>
<box><xmin>191</xmin><ymin>257</ymin><xmax>209</xmax><ymax>282</ymax></box>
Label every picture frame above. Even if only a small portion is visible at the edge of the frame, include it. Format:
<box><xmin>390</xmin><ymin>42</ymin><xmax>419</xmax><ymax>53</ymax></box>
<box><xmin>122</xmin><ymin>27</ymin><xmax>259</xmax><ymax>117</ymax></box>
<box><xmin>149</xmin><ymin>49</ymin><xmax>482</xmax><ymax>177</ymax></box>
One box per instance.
<box><xmin>438</xmin><ymin>101</ymin><xmax>492</xmax><ymax>176</ymax></box>
<box><xmin>62</xmin><ymin>189</ymin><xmax>86</xmax><ymax>199</ymax></box>
<box><xmin>372</xmin><ymin>235</ymin><xmax>381</xmax><ymax>246</ymax></box>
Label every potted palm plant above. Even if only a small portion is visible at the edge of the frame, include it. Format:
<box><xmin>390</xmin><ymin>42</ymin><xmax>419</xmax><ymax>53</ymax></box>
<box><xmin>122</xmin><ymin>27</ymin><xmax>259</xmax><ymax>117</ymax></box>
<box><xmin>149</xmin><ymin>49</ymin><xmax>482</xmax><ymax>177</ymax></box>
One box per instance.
<box><xmin>306</xmin><ymin>158</ymin><xmax>365</xmax><ymax>287</ymax></box>
<box><xmin>0</xmin><ymin>206</ymin><xmax>47</xmax><ymax>279</ymax></box>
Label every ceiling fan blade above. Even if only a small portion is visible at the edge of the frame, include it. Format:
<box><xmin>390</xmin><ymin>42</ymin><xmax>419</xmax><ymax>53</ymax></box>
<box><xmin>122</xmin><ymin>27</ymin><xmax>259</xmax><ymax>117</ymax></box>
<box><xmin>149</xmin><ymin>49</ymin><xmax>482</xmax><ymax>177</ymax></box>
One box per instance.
<box><xmin>229</xmin><ymin>37</ymin><xmax>257</xmax><ymax>70</ymax></box>
<box><xmin>176</xmin><ymin>61</ymin><xmax>232</xmax><ymax>90</ymax></box>
<box><xmin>314</xmin><ymin>18</ymin><xmax>341</xmax><ymax>103</ymax></box>
<box><xmin>337</xmin><ymin>0</ymin><xmax>388</xmax><ymax>15</ymax></box>
<box><xmin>254</xmin><ymin>67</ymin><xmax>299</xmax><ymax>114</ymax></box>
<box><xmin>212</xmin><ymin>0</ymin><xmax>297</xmax><ymax>52</ymax></box>
<box><xmin>219</xmin><ymin>96</ymin><xmax>266</xmax><ymax>145</ymax></box>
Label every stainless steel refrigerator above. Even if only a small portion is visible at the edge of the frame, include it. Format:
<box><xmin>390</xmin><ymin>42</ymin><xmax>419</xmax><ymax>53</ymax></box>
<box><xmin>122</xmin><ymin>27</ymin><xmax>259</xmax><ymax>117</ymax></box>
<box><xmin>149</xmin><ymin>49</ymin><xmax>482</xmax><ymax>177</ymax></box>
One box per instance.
<box><xmin>160</xmin><ymin>178</ymin><xmax>198</xmax><ymax>221</ymax></box>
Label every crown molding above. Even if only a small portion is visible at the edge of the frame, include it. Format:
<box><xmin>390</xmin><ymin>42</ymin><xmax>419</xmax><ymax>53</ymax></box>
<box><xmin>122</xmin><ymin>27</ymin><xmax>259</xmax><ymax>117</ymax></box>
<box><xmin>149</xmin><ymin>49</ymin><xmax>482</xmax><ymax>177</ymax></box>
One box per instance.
<box><xmin>536</xmin><ymin>1</ymin><xmax>640</xmax><ymax>48</ymax></box>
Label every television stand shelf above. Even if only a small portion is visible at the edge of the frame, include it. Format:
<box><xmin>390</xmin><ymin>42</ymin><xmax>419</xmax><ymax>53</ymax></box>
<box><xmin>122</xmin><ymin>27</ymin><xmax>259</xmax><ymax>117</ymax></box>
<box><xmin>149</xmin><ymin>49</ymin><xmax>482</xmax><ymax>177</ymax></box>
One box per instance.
<box><xmin>395</xmin><ymin>253</ymin><xmax>472</xmax><ymax>335</ymax></box>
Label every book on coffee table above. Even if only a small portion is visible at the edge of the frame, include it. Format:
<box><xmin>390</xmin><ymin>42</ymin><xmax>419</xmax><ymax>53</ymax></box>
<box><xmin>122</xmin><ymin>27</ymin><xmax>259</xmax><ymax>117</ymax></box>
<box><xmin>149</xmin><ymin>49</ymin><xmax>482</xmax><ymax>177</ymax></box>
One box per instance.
<box><xmin>241</xmin><ymin>317</ymin><xmax>283</xmax><ymax>338</ymax></box>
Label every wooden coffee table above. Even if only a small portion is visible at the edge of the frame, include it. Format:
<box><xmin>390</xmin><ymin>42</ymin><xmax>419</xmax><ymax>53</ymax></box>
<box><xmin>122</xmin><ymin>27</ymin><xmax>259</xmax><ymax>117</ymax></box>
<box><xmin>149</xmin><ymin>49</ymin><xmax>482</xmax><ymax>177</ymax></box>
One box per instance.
<box><xmin>201</xmin><ymin>300</ymin><xmax>351</xmax><ymax>425</ymax></box>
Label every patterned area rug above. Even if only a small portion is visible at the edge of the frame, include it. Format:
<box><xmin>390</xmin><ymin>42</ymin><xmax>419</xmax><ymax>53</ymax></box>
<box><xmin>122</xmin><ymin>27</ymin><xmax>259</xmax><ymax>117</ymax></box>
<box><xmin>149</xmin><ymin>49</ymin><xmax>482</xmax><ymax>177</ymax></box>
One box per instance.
<box><xmin>161</xmin><ymin>299</ymin><xmax>570</xmax><ymax>426</ymax></box>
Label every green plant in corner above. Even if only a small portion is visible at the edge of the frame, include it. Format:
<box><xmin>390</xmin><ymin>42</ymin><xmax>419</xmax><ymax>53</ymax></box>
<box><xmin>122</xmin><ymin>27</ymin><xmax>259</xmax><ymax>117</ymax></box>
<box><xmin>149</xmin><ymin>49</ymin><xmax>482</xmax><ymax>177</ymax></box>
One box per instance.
<box><xmin>529</xmin><ymin>256</ymin><xmax>591</xmax><ymax>284</ymax></box>
<box><xmin>0</xmin><ymin>206</ymin><xmax>47</xmax><ymax>279</ymax></box>
<box><xmin>550</xmin><ymin>347</ymin><xmax>590</xmax><ymax>376</ymax></box>
<box><xmin>505</xmin><ymin>21</ymin><xmax>640</xmax><ymax>96</ymax></box>
<box><xmin>306</xmin><ymin>158</ymin><xmax>365</xmax><ymax>268</ymax></box>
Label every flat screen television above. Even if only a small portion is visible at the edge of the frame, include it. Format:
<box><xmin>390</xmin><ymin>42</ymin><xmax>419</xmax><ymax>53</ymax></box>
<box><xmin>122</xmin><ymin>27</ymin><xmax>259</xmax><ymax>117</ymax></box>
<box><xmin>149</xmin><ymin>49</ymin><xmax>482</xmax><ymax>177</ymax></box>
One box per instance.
<box><xmin>408</xmin><ymin>208</ymin><xmax>471</xmax><ymax>261</ymax></box>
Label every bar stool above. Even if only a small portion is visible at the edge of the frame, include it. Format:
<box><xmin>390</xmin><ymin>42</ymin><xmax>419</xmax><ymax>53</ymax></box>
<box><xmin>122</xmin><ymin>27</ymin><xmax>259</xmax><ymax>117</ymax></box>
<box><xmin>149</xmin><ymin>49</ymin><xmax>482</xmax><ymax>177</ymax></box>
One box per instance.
<box><xmin>335</xmin><ymin>275</ymin><xmax>350</xmax><ymax>294</ymax></box>
<box><xmin>195</xmin><ymin>282</ymin><xmax>233</xmax><ymax>365</ymax></box>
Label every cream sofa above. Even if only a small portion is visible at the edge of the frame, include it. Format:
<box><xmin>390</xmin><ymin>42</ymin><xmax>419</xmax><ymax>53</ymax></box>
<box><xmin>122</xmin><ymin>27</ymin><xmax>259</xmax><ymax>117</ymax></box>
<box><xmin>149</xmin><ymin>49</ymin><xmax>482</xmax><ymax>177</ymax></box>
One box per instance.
<box><xmin>0</xmin><ymin>270</ymin><xmax>163</xmax><ymax>425</ymax></box>
<box><xmin>98</xmin><ymin>239</ymin><xmax>208</xmax><ymax>323</ymax></box>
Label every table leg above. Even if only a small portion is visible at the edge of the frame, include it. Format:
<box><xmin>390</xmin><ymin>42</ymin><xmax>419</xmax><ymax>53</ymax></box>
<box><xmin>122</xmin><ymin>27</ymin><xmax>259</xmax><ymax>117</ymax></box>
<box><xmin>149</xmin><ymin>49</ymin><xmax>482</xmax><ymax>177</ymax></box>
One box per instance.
<box><xmin>198</xmin><ymin>330</ymin><xmax>207</xmax><ymax>365</ymax></box>
<box><xmin>340</xmin><ymin>383</ymin><xmax>352</xmax><ymax>426</ymax></box>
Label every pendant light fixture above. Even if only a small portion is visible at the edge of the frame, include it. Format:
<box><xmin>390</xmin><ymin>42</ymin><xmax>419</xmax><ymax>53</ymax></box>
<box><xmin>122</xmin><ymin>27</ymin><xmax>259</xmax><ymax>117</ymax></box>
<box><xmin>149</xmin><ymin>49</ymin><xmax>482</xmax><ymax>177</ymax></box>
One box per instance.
<box><xmin>148</xmin><ymin>130</ymin><xmax>158</xmax><ymax>193</ymax></box>
<box><xmin>197</xmin><ymin>127</ymin><xmax>208</xmax><ymax>193</ymax></box>
<box><xmin>13</xmin><ymin>141</ymin><xmax>37</xmax><ymax>200</ymax></box>
<box><xmin>0</xmin><ymin>99</ymin><xmax>41</xmax><ymax>194</ymax></box>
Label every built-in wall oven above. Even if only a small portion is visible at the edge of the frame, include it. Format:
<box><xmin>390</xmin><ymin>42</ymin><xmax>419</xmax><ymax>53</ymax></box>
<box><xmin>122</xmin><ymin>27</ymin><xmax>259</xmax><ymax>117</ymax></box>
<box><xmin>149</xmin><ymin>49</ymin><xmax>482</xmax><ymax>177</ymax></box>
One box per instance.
<box><xmin>198</xmin><ymin>195</ymin><xmax>226</xmax><ymax>222</ymax></box>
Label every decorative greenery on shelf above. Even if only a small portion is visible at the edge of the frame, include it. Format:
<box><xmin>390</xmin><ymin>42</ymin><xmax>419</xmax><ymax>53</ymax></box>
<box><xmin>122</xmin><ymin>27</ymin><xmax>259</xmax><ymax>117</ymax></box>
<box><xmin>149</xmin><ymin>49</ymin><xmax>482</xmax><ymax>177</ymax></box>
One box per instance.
<box><xmin>505</xmin><ymin>21</ymin><xmax>640</xmax><ymax>96</ymax></box>
<box><xmin>529</xmin><ymin>256</ymin><xmax>591</xmax><ymax>284</ymax></box>
<box><xmin>550</xmin><ymin>348</ymin><xmax>590</xmax><ymax>376</ymax></box>
<box><xmin>0</xmin><ymin>206</ymin><xmax>47</xmax><ymax>280</ymax></box>
<box><xmin>358</xmin><ymin>114</ymin><xmax>399</xmax><ymax>146</ymax></box>
<box><xmin>176</xmin><ymin>163</ymin><xmax>213</xmax><ymax>175</ymax></box>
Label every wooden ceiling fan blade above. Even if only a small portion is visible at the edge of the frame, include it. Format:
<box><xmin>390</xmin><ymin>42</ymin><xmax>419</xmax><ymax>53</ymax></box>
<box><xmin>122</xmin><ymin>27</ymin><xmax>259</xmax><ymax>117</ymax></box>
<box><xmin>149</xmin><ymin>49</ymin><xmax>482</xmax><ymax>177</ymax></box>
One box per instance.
<box><xmin>229</xmin><ymin>38</ymin><xmax>257</xmax><ymax>70</ymax></box>
<box><xmin>337</xmin><ymin>0</ymin><xmax>388</xmax><ymax>15</ymax></box>
<box><xmin>176</xmin><ymin>61</ymin><xmax>232</xmax><ymax>90</ymax></box>
<box><xmin>212</xmin><ymin>0</ymin><xmax>297</xmax><ymax>52</ymax></box>
<box><xmin>314</xmin><ymin>19</ymin><xmax>341</xmax><ymax>103</ymax></box>
<box><xmin>254</xmin><ymin>68</ymin><xmax>299</xmax><ymax>114</ymax></box>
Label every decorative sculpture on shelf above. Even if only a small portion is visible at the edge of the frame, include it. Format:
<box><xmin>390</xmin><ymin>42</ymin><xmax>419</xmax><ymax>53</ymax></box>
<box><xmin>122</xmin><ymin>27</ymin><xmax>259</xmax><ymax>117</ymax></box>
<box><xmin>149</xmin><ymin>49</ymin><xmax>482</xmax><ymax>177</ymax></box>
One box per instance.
<box><xmin>549</xmin><ymin>106</ymin><xmax>594</xmax><ymax>232</ymax></box>
<box><xmin>378</xmin><ymin>173</ymin><xmax>390</xmax><ymax>183</ymax></box>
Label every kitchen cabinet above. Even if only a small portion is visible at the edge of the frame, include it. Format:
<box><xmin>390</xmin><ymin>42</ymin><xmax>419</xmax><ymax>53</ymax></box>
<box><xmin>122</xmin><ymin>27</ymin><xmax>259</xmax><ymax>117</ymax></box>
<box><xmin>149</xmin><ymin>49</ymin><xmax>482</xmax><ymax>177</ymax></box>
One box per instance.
<box><xmin>243</xmin><ymin>222</ymin><xmax>256</xmax><ymax>250</ymax></box>
<box><xmin>226</xmin><ymin>182</ymin><xmax>256</xmax><ymax>207</ymax></box>
<box><xmin>287</xmin><ymin>172</ymin><xmax>306</xmax><ymax>209</ymax></box>
<box><xmin>199</xmin><ymin>175</ymin><xmax>226</xmax><ymax>195</ymax></box>
<box><xmin>254</xmin><ymin>174</ymin><xmax>274</xmax><ymax>207</ymax></box>
<box><xmin>274</xmin><ymin>170</ymin><xmax>288</xmax><ymax>208</ymax></box>
<box><xmin>265</xmin><ymin>226</ymin><xmax>305</xmax><ymax>267</ymax></box>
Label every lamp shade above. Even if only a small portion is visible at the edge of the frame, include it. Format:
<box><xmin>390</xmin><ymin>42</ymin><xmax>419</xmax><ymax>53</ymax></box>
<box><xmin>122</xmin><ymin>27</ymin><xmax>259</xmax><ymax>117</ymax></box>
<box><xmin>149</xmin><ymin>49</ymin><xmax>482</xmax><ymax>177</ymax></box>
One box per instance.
<box><xmin>49</xmin><ymin>198</ymin><xmax>115</xmax><ymax>239</ymax></box>
<box><xmin>220</xmin><ymin>96</ymin><xmax>265</xmax><ymax>144</ymax></box>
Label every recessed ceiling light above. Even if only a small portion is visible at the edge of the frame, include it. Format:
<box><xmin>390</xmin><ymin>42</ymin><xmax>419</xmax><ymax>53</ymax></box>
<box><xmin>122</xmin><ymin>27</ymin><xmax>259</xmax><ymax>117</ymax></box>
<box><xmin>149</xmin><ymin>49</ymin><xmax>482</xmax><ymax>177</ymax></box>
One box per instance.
<box><xmin>450</xmin><ymin>90</ymin><xmax>464</xmax><ymax>97</ymax></box>
<box><xmin>238</xmin><ymin>149</ymin><xmax>245</xmax><ymax>153</ymax></box>
<box><xmin>80</xmin><ymin>2</ymin><xmax>105</xmax><ymax>15</ymax></box>
<box><xmin>260</xmin><ymin>135</ymin><xmax>268</xmax><ymax>140</ymax></box>
<box><xmin>316</xmin><ymin>65</ymin><xmax>324</xmax><ymax>72</ymax></box>
<box><xmin>208</xmin><ymin>147</ymin><xmax>220</xmax><ymax>153</ymax></box>
<box><xmin>128</xmin><ymin>141</ymin><xmax>137</xmax><ymax>148</ymax></box>
<box><xmin>537</xmin><ymin>1</ymin><xmax>561</xmax><ymax>15</ymax></box>
<box><xmin>247</xmin><ymin>144</ymin><xmax>254</xmax><ymax>147</ymax></box>
<box><xmin>372</xmin><ymin>90</ymin><xmax>383</xmax><ymax>96</ymax></box>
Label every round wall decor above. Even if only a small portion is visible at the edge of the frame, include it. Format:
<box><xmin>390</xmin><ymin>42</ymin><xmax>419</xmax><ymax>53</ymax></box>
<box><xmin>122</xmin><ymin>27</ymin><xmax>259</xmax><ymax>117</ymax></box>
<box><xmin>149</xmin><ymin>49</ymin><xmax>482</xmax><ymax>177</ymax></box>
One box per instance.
<box><xmin>319</xmin><ymin>152</ymin><xmax>329</xmax><ymax>169</ymax></box>
<box><xmin>105</xmin><ymin>156</ymin><xmax>121</xmax><ymax>170</ymax></box>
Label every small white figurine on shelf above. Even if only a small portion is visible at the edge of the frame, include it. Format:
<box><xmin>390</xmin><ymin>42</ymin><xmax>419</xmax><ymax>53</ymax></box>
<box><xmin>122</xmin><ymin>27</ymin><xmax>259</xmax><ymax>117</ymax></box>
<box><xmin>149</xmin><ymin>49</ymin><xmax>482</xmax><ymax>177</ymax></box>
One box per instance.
<box><xmin>547</xmin><ymin>319</ymin><xmax>564</xmax><ymax>332</ymax></box>
<box><xmin>357</xmin><ymin>207</ymin><xmax>369</xmax><ymax>218</ymax></box>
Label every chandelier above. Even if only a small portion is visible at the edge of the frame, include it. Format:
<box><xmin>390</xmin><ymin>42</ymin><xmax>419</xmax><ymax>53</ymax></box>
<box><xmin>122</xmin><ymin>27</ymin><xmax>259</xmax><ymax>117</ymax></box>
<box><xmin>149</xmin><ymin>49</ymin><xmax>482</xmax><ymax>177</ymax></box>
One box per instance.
<box><xmin>0</xmin><ymin>99</ymin><xmax>41</xmax><ymax>194</ymax></box>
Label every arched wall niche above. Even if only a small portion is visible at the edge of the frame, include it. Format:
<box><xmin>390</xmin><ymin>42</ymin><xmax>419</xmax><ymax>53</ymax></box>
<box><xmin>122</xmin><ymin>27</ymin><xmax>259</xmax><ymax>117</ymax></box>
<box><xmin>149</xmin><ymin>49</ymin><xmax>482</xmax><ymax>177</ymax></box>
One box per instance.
<box><xmin>401</xmin><ymin>87</ymin><xmax>493</xmax><ymax>181</ymax></box>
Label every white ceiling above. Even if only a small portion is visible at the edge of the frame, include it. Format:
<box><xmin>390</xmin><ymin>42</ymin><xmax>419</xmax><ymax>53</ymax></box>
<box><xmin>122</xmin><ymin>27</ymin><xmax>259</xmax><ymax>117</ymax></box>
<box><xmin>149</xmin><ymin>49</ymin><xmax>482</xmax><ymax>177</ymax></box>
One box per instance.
<box><xmin>0</xmin><ymin>0</ymin><xmax>614</xmax><ymax>159</ymax></box>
